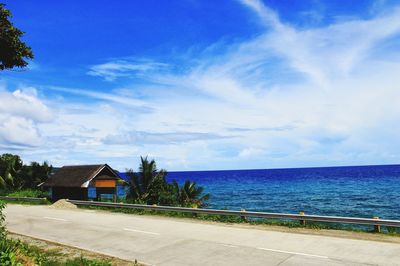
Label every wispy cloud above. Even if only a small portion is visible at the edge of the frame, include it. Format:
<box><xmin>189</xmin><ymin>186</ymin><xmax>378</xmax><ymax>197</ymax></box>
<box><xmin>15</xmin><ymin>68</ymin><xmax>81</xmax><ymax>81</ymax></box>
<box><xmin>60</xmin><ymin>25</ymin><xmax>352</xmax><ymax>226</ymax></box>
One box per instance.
<box><xmin>103</xmin><ymin>130</ymin><xmax>231</xmax><ymax>145</ymax></box>
<box><xmin>87</xmin><ymin>60</ymin><xmax>169</xmax><ymax>81</ymax></box>
<box><xmin>239</xmin><ymin>0</ymin><xmax>400</xmax><ymax>87</ymax></box>
<box><xmin>48</xmin><ymin>86</ymin><xmax>149</xmax><ymax>108</ymax></box>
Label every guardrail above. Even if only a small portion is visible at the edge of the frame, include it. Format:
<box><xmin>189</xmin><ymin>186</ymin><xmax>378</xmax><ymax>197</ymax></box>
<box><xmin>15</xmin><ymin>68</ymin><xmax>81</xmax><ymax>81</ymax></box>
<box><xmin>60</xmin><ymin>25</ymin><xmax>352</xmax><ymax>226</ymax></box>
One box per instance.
<box><xmin>0</xmin><ymin>196</ymin><xmax>47</xmax><ymax>202</ymax></box>
<box><xmin>67</xmin><ymin>199</ymin><xmax>400</xmax><ymax>232</ymax></box>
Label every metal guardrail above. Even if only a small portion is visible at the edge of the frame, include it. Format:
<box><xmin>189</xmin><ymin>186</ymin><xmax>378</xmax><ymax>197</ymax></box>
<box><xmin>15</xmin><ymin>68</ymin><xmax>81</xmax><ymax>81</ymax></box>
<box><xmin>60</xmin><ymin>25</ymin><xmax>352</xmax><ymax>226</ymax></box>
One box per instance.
<box><xmin>67</xmin><ymin>199</ymin><xmax>400</xmax><ymax>228</ymax></box>
<box><xmin>0</xmin><ymin>196</ymin><xmax>47</xmax><ymax>202</ymax></box>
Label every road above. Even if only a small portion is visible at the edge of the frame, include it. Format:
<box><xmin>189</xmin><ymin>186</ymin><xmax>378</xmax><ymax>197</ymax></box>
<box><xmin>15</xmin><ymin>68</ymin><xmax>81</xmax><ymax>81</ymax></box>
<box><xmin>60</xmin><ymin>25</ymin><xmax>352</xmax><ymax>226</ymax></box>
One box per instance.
<box><xmin>4</xmin><ymin>204</ymin><xmax>400</xmax><ymax>265</ymax></box>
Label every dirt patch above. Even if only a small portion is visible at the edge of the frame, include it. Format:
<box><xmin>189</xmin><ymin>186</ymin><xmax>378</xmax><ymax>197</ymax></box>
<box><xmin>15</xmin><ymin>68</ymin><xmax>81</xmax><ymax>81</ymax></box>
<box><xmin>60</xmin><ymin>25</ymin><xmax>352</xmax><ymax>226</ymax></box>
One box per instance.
<box><xmin>8</xmin><ymin>232</ymin><xmax>141</xmax><ymax>266</ymax></box>
<box><xmin>49</xmin><ymin>199</ymin><xmax>78</xmax><ymax>209</ymax></box>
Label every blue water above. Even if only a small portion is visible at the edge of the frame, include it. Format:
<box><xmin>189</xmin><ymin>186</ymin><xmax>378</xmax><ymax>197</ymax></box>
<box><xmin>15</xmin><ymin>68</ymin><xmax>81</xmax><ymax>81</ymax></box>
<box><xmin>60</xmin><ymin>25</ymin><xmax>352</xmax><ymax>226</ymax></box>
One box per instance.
<box><xmin>166</xmin><ymin>165</ymin><xmax>400</xmax><ymax>220</ymax></box>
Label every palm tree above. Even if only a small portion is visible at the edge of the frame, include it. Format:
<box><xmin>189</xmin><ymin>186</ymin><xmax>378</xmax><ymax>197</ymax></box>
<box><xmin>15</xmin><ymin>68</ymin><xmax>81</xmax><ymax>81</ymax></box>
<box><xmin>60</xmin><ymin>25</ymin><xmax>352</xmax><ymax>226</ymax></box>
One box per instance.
<box><xmin>127</xmin><ymin>156</ymin><xmax>168</xmax><ymax>204</ymax></box>
<box><xmin>0</xmin><ymin>154</ymin><xmax>22</xmax><ymax>190</ymax></box>
<box><xmin>179</xmin><ymin>180</ymin><xmax>210</xmax><ymax>208</ymax></box>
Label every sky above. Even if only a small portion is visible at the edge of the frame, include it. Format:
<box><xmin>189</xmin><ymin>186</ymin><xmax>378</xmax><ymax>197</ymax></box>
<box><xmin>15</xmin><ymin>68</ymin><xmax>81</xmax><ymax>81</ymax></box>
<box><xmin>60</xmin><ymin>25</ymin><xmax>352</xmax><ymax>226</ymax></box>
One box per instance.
<box><xmin>1</xmin><ymin>0</ymin><xmax>400</xmax><ymax>171</ymax></box>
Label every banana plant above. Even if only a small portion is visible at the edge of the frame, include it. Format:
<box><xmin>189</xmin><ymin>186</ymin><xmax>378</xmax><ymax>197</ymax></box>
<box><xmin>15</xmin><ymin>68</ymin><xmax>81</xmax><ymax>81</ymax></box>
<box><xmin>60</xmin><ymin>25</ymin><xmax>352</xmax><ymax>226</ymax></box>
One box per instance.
<box><xmin>0</xmin><ymin>154</ymin><xmax>22</xmax><ymax>190</ymax></box>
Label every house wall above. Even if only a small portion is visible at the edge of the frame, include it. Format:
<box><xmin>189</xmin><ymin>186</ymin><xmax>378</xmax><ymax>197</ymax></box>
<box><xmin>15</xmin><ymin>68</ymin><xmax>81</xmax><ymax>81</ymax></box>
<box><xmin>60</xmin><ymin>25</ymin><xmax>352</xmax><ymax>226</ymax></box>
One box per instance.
<box><xmin>95</xmin><ymin>180</ymin><xmax>116</xmax><ymax>187</ymax></box>
<box><xmin>87</xmin><ymin>185</ymin><xmax>128</xmax><ymax>201</ymax></box>
<box><xmin>51</xmin><ymin>187</ymin><xmax>88</xmax><ymax>201</ymax></box>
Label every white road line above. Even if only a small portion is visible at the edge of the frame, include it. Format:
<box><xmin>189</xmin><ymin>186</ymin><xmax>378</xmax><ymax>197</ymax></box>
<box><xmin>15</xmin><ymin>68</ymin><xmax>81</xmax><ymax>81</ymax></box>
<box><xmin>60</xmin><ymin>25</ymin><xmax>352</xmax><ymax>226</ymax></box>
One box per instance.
<box><xmin>220</xmin><ymin>244</ymin><xmax>238</xmax><ymax>248</ymax></box>
<box><xmin>123</xmin><ymin>228</ymin><xmax>160</xmax><ymax>235</ymax></box>
<box><xmin>43</xmin><ymin>216</ymin><xmax>68</xmax><ymax>222</ymax></box>
<box><xmin>257</xmin><ymin>247</ymin><xmax>329</xmax><ymax>259</ymax></box>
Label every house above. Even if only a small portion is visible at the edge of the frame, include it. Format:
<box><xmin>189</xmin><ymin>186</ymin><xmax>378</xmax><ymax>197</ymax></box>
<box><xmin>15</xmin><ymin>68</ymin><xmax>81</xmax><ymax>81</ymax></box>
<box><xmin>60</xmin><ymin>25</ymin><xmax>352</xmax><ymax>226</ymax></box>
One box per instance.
<box><xmin>43</xmin><ymin>164</ymin><xmax>128</xmax><ymax>201</ymax></box>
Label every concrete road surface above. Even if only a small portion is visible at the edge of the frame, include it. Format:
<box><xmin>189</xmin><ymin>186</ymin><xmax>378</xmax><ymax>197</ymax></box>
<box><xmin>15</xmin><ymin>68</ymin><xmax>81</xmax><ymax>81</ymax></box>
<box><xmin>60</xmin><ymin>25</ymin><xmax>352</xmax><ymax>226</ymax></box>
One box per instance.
<box><xmin>4</xmin><ymin>204</ymin><xmax>400</xmax><ymax>265</ymax></box>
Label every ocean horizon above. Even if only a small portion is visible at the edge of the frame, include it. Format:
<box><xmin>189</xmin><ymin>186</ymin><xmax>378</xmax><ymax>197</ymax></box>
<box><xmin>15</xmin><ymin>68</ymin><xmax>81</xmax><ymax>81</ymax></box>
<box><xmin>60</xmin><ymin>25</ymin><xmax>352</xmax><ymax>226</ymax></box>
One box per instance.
<box><xmin>159</xmin><ymin>164</ymin><xmax>400</xmax><ymax>220</ymax></box>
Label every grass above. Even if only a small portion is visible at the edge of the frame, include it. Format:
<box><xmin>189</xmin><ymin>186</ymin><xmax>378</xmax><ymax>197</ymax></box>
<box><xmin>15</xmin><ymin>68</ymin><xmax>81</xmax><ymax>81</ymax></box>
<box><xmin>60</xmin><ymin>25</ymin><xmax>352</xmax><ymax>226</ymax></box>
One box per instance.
<box><xmin>7</xmin><ymin>189</ymin><xmax>49</xmax><ymax>198</ymax></box>
<box><xmin>1</xmin><ymin>238</ymin><xmax>115</xmax><ymax>265</ymax></box>
<box><xmin>1</xmin><ymin>233</ymin><xmax>141</xmax><ymax>265</ymax></box>
<box><xmin>0</xmin><ymin>197</ymin><xmax>51</xmax><ymax>205</ymax></box>
<box><xmin>78</xmin><ymin>204</ymin><xmax>399</xmax><ymax>235</ymax></box>
<box><xmin>0</xmin><ymin>189</ymin><xmax>51</xmax><ymax>205</ymax></box>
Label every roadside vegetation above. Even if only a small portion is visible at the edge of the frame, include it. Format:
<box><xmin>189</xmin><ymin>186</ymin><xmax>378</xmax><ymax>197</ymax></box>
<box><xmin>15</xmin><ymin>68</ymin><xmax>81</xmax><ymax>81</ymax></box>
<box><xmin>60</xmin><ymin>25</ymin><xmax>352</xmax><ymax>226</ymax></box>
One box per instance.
<box><xmin>0</xmin><ymin>153</ymin><xmax>52</xmax><ymax>194</ymax></box>
<box><xmin>78</xmin><ymin>204</ymin><xmax>400</xmax><ymax>236</ymax></box>
<box><xmin>125</xmin><ymin>156</ymin><xmax>209</xmax><ymax>208</ymax></box>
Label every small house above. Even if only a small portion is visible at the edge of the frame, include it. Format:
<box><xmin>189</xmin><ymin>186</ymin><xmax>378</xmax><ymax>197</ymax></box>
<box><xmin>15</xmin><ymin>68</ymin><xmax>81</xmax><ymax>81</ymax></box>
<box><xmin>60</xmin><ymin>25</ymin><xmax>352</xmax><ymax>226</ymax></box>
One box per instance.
<box><xmin>43</xmin><ymin>164</ymin><xmax>127</xmax><ymax>201</ymax></box>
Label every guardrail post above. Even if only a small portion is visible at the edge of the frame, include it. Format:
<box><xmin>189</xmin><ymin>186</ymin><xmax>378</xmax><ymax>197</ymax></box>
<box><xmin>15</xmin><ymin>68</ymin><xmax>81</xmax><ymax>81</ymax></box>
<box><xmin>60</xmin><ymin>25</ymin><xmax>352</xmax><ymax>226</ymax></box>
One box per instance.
<box><xmin>152</xmin><ymin>204</ymin><xmax>157</xmax><ymax>213</ymax></box>
<box><xmin>240</xmin><ymin>209</ymin><xmax>247</xmax><ymax>221</ymax></box>
<box><xmin>299</xmin><ymin>211</ymin><xmax>306</xmax><ymax>226</ymax></box>
<box><xmin>192</xmin><ymin>206</ymin><xmax>198</xmax><ymax>217</ymax></box>
<box><xmin>373</xmin><ymin>216</ymin><xmax>381</xmax><ymax>233</ymax></box>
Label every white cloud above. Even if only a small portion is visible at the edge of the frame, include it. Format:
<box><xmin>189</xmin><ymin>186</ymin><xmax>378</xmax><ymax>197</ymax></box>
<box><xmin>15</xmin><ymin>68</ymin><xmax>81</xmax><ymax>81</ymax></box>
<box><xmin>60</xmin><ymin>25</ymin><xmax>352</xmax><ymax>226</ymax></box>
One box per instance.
<box><xmin>0</xmin><ymin>88</ymin><xmax>53</xmax><ymax>122</ymax></box>
<box><xmin>238</xmin><ymin>147</ymin><xmax>265</xmax><ymax>158</ymax></box>
<box><xmin>49</xmin><ymin>86</ymin><xmax>148</xmax><ymax>108</ymax></box>
<box><xmin>0</xmin><ymin>88</ymin><xmax>53</xmax><ymax>147</ymax></box>
<box><xmin>239</xmin><ymin>0</ymin><xmax>400</xmax><ymax>87</ymax></box>
<box><xmin>0</xmin><ymin>117</ymin><xmax>42</xmax><ymax>146</ymax></box>
<box><xmin>87</xmin><ymin>60</ymin><xmax>168</xmax><ymax>81</ymax></box>
<box><xmin>103</xmin><ymin>130</ymin><xmax>230</xmax><ymax>145</ymax></box>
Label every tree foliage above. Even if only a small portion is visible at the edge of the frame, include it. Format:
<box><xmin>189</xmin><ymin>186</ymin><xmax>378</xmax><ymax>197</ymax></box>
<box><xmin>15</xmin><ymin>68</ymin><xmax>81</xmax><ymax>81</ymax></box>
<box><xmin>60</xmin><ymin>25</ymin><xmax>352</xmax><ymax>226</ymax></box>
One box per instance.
<box><xmin>127</xmin><ymin>157</ymin><xmax>209</xmax><ymax>207</ymax></box>
<box><xmin>127</xmin><ymin>156</ymin><xmax>171</xmax><ymax>205</ymax></box>
<box><xmin>0</xmin><ymin>153</ymin><xmax>52</xmax><ymax>191</ymax></box>
<box><xmin>18</xmin><ymin>161</ymin><xmax>52</xmax><ymax>189</ymax></box>
<box><xmin>0</xmin><ymin>3</ymin><xmax>33</xmax><ymax>70</ymax></box>
<box><xmin>176</xmin><ymin>180</ymin><xmax>210</xmax><ymax>208</ymax></box>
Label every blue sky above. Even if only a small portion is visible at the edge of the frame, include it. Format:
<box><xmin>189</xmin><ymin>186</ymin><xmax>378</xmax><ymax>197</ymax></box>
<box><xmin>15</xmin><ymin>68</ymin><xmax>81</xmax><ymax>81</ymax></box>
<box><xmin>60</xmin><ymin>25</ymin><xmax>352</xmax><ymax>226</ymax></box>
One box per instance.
<box><xmin>1</xmin><ymin>0</ymin><xmax>400</xmax><ymax>170</ymax></box>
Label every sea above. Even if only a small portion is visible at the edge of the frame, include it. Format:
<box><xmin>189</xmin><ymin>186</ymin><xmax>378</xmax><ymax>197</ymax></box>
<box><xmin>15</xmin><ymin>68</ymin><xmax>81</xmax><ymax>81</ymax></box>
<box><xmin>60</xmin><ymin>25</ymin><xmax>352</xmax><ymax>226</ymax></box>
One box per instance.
<box><xmin>166</xmin><ymin>165</ymin><xmax>400</xmax><ymax>220</ymax></box>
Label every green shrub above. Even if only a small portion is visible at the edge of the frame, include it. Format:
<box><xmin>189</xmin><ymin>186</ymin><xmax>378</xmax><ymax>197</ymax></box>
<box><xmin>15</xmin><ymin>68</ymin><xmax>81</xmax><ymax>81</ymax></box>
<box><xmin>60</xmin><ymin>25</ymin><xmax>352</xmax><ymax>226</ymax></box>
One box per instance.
<box><xmin>0</xmin><ymin>190</ymin><xmax>50</xmax><ymax>205</ymax></box>
<box><xmin>386</xmin><ymin>226</ymin><xmax>400</xmax><ymax>234</ymax></box>
<box><xmin>0</xmin><ymin>201</ymin><xmax>19</xmax><ymax>266</ymax></box>
<box><xmin>8</xmin><ymin>189</ymin><xmax>48</xmax><ymax>198</ymax></box>
<box><xmin>0</xmin><ymin>243</ymin><xmax>18</xmax><ymax>266</ymax></box>
<box><xmin>0</xmin><ymin>201</ymin><xmax>6</xmax><ymax>238</ymax></box>
<box><xmin>64</xmin><ymin>255</ymin><xmax>111</xmax><ymax>266</ymax></box>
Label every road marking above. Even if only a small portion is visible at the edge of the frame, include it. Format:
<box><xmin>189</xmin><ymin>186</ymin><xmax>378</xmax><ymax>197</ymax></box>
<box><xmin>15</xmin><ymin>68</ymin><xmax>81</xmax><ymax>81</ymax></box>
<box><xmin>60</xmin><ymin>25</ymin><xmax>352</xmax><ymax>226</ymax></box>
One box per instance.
<box><xmin>43</xmin><ymin>216</ymin><xmax>68</xmax><ymax>222</ymax></box>
<box><xmin>220</xmin><ymin>244</ymin><xmax>238</xmax><ymax>248</ymax></box>
<box><xmin>123</xmin><ymin>228</ymin><xmax>160</xmax><ymax>235</ymax></box>
<box><xmin>257</xmin><ymin>247</ymin><xmax>328</xmax><ymax>259</ymax></box>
